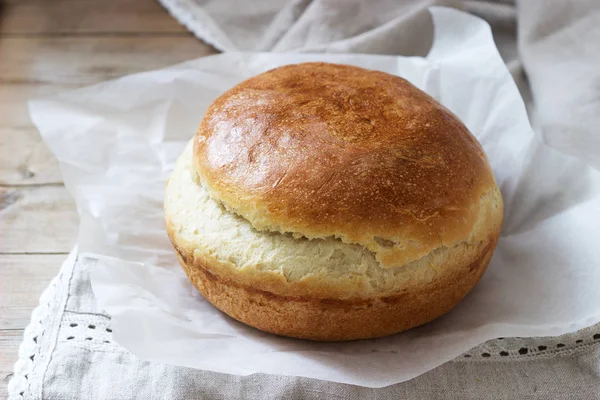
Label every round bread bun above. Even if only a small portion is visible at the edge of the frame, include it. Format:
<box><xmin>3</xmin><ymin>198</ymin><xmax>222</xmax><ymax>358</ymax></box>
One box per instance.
<box><xmin>165</xmin><ymin>62</ymin><xmax>503</xmax><ymax>341</ymax></box>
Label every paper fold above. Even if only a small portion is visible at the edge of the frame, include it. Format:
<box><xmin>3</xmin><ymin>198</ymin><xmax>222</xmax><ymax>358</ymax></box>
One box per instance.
<box><xmin>29</xmin><ymin>7</ymin><xmax>600</xmax><ymax>387</ymax></box>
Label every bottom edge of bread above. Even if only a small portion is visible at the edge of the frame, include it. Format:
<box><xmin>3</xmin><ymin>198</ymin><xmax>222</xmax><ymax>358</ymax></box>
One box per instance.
<box><xmin>173</xmin><ymin>234</ymin><xmax>497</xmax><ymax>341</ymax></box>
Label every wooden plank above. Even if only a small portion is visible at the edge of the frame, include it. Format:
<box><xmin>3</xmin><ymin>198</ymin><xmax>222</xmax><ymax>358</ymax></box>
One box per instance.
<box><xmin>0</xmin><ymin>254</ymin><xmax>64</xmax><ymax>329</ymax></box>
<box><xmin>0</xmin><ymin>128</ymin><xmax>63</xmax><ymax>186</ymax></box>
<box><xmin>0</xmin><ymin>38</ymin><xmax>217</xmax><ymax>184</ymax></box>
<box><xmin>0</xmin><ymin>84</ymin><xmax>74</xmax><ymax>186</ymax></box>
<box><xmin>0</xmin><ymin>37</ymin><xmax>218</xmax><ymax>85</ymax></box>
<box><xmin>0</xmin><ymin>83</ymin><xmax>73</xmax><ymax>129</ymax></box>
<box><xmin>0</xmin><ymin>2</ymin><xmax>219</xmax><ymax>395</ymax></box>
<box><xmin>1</xmin><ymin>0</ymin><xmax>188</xmax><ymax>35</ymax></box>
<box><xmin>0</xmin><ymin>255</ymin><xmax>61</xmax><ymax>396</ymax></box>
<box><xmin>0</xmin><ymin>330</ymin><xmax>23</xmax><ymax>399</ymax></box>
<box><xmin>0</xmin><ymin>186</ymin><xmax>78</xmax><ymax>253</ymax></box>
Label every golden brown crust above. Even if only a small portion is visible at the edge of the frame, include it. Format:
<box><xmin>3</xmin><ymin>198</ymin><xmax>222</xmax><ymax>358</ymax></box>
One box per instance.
<box><xmin>165</xmin><ymin>62</ymin><xmax>505</xmax><ymax>340</ymax></box>
<box><xmin>171</xmin><ymin>227</ymin><xmax>498</xmax><ymax>341</ymax></box>
<box><xmin>193</xmin><ymin>62</ymin><xmax>497</xmax><ymax>268</ymax></box>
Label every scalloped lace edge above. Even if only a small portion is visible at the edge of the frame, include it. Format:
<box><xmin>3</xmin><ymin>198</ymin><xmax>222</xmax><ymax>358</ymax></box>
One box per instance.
<box><xmin>7</xmin><ymin>251</ymin><xmax>77</xmax><ymax>399</ymax></box>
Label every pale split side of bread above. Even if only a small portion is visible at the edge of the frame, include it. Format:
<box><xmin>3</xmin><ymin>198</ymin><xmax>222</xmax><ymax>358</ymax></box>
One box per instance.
<box><xmin>165</xmin><ymin>144</ymin><xmax>502</xmax><ymax>341</ymax></box>
<box><xmin>164</xmin><ymin>62</ymin><xmax>504</xmax><ymax>341</ymax></box>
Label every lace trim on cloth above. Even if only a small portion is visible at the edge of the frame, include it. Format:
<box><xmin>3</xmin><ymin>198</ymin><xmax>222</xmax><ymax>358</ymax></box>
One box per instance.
<box><xmin>42</xmin><ymin>314</ymin><xmax>600</xmax><ymax>363</ymax></box>
<box><xmin>36</xmin><ymin>312</ymin><xmax>600</xmax><ymax>362</ymax></box>
<box><xmin>59</xmin><ymin>311</ymin><xmax>114</xmax><ymax>347</ymax></box>
<box><xmin>7</xmin><ymin>251</ymin><xmax>77</xmax><ymax>400</ymax></box>
<box><xmin>156</xmin><ymin>0</ymin><xmax>237</xmax><ymax>51</ymax></box>
<box><xmin>7</xmin><ymin>250</ymin><xmax>600</xmax><ymax>398</ymax></box>
<box><xmin>460</xmin><ymin>325</ymin><xmax>600</xmax><ymax>361</ymax></box>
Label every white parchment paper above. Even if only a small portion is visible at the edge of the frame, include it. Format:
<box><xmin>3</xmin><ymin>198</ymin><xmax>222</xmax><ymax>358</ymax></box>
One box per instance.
<box><xmin>29</xmin><ymin>8</ymin><xmax>600</xmax><ymax>387</ymax></box>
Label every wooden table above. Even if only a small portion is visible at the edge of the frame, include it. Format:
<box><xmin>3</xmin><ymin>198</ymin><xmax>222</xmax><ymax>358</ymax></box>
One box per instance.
<box><xmin>0</xmin><ymin>1</ymin><xmax>217</xmax><ymax>396</ymax></box>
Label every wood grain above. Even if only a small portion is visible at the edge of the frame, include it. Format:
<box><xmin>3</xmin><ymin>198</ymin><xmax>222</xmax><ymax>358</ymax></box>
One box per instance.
<box><xmin>0</xmin><ymin>128</ymin><xmax>63</xmax><ymax>186</ymax></box>
<box><xmin>0</xmin><ymin>36</ymin><xmax>217</xmax><ymax>85</ymax></box>
<box><xmin>0</xmin><ymin>84</ymin><xmax>72</xmax><ymax>129</ymax></box>
<box><xmin>0</xmin><ymin>37</ymin><xmax>216</xmax><ymax>184</ymax></box>
<box><xmin>0</xmin><ymin>186</ymin><xmax>78</xmax><ymax>253</ymax></box>
<box><xmin>1</xmin><ymin>330</ymin><xmax>23</xmax><ymax>399</ymax></box>
<box><xmin>0</xmin><ymin>254</ymin><xmax>64</xmax><ymax>398</ymax></box>
<box><xmin>1</xmin><ymin>0</ymin><xmax>188</xmax><ymax>35</ymax></box>
<box><xmin>0</xmin><ymin>255</ymin><xmax>64</xmax><ymax>329</ymax></box>
<box><xmin>0</xmin><ymin>0</ymin><xmax>219</xmax><ymax>395</ymax></box>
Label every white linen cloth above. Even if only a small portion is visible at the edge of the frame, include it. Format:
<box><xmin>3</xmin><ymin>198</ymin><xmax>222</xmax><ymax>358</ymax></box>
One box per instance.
<box><xmin>10</xmin><ymin>0</ymin><xmax>600</xmax><ymax>398</ymax></box>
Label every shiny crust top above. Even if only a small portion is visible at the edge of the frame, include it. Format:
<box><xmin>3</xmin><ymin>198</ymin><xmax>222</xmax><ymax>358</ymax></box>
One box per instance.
<box><xmin>193</xmin><ymin>62</ymin><xmax>499</xmax><ymax>268</ymax></box>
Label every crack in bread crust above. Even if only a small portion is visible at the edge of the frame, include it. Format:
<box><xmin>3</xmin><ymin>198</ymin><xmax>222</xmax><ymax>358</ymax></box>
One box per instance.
<box><xmin>164</xmin><ymin>63</ymin><xmax>505</xmax><ymax>340</ymax></box>
<box><xmin>193</xmin><ymin>62</ymin><xmax>500</xmax><ymax>269</ymax></box>
<box><xmin>165</xmin><ymin>142</ymin><xmax>502</xmax><ymax>296</ymax></box>
<box><xmin>171</xmin><ymin>234</ymin><xmax>498</xmax><ymax>341</ymax></box>
<box><xmin>165</xmin><ymin>143</ymin><xmax>501</xmax><ymax>339</ymax></box>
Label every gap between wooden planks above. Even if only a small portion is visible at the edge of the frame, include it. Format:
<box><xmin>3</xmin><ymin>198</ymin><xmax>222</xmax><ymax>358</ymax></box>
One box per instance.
<box><xmin>0</xmin><ymin>186</ymin><xmax>78</xmax><ymax>253</ymax></box>
<box><xmin>0</xmin><ymin>36</ymin><xmax>217</xmax><ymax>186</ymax></box>
<box><xmin>0</xmin><ymin>255</ymin><xmax>68</xmax><ymax>329</ymax></box>
<box><xmin>0</xmin><ymin>254</ymin><xmax>68</xmax><ymax>386</ymax></box>
<box><xmin>0</xmin><ymin>0</ymin><xmax>218</xmax><ymax>396</ymax></box>
<box><xmin>1</xmin><ymin>330</ymin><xmax>25</xmax><ymax>392</ymax></box>
<box><xmin>0</xmin><ymin>255</ymin><xmax>67</xmax><ymax>387</ymax></box>
<box><xmin>1</xmin><ymin>36</ymin><xmax>216</xmax><ymax>86</ymax></box>
<box><xmin>1</xmin><ymin>0</ymin><xmax>189</xmax><ymax>35</ymax></box>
